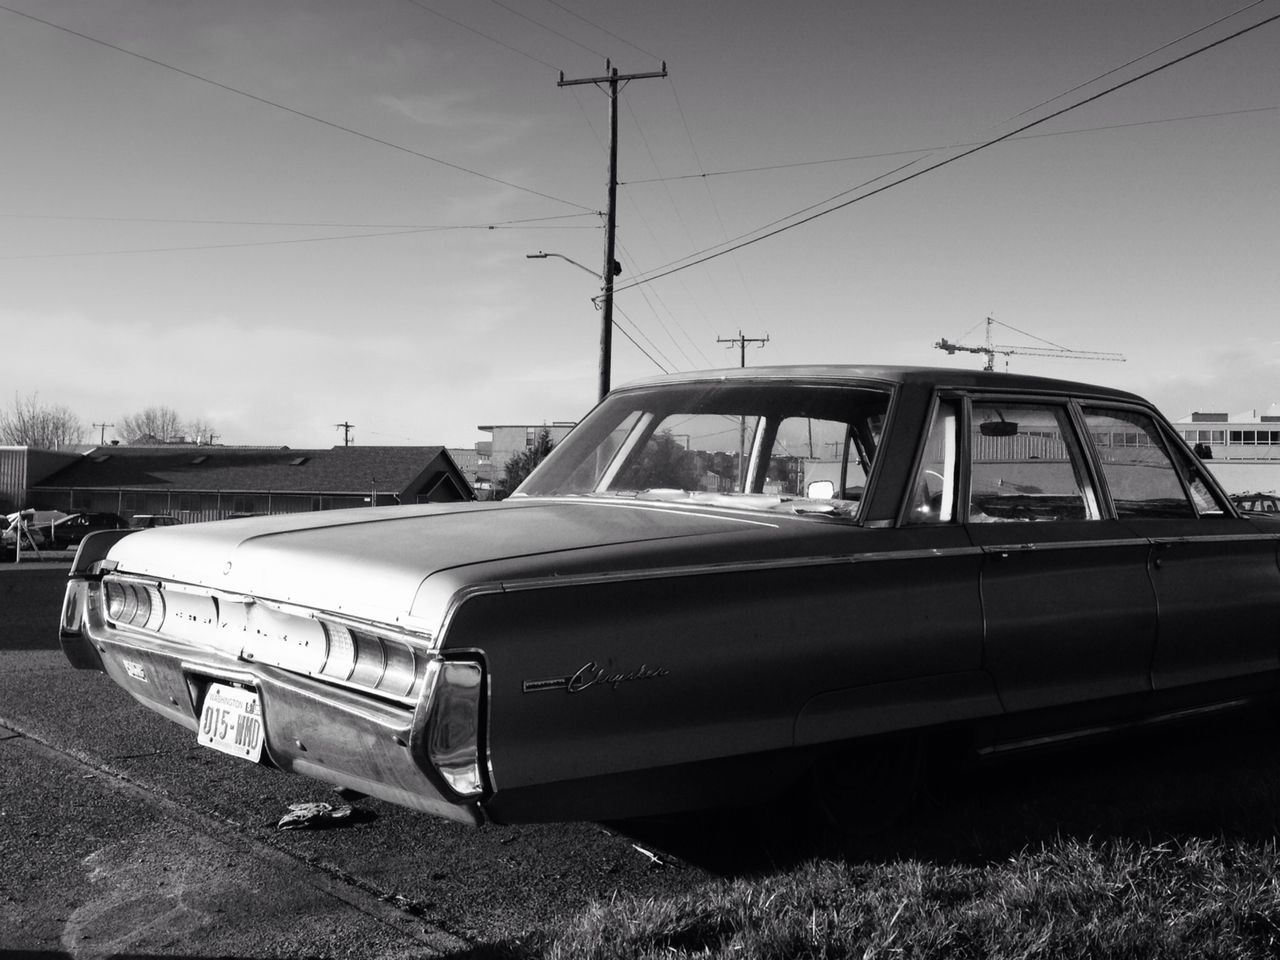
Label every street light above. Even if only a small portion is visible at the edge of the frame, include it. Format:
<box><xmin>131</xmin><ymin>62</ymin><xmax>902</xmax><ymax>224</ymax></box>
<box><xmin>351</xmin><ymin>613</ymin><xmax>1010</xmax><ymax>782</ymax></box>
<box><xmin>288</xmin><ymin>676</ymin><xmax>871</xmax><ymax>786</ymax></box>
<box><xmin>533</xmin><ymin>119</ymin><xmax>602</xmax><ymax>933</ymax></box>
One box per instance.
<box><xmin>528</xmin><ymin>251</ymin><xmax>622</xmax><ymax>402</ymax></box>
<box><xmin>526</xmin><ymin>251</ymin><xmax>601</xmax><ymax>281</ymax></box>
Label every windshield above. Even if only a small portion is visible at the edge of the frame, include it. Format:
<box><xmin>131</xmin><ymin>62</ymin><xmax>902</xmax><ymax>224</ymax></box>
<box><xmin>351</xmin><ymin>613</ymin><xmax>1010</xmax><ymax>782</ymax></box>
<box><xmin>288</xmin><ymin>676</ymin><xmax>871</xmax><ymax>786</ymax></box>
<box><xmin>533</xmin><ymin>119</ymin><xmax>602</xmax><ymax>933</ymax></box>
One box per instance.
<box><xmin>516</xmin><ymin>380</ymin><xmax>892</xmax><ymax>517</ymax></box>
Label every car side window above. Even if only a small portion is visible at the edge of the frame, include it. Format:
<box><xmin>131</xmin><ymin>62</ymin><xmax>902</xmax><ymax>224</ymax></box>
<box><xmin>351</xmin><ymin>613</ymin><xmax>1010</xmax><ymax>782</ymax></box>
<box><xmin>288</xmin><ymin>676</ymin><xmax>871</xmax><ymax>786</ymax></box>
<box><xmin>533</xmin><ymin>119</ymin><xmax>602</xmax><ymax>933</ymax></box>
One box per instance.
<box><xmin>906</xmin><ymin>399</ymin><xmax>959</xmax><ymax>524</ymax></box>
<box><xmin>769</xmin><ymin>417</ymin><xmax>865</xmax><ymax>502</ymax></box>
<box><xmin>1081</xmin><ymin>408</ymin><xmax>1201</xmax><ymax>519</ymax></box>
<box><xmin>968</xmin><ymin>402</ymin><xmax>1100</xmax><ymax>522</ymax></box>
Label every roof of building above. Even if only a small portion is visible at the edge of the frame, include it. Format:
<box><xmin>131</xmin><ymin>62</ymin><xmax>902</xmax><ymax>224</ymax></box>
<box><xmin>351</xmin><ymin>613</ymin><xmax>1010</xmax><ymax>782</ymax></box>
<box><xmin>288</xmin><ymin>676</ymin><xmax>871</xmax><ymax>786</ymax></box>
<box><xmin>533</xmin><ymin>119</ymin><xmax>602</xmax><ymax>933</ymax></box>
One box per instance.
<box><xmin>33</xmin><ymin>445</ymin><xmax>470</xmax><ymax>497</ymax></box>
<box><xmin>1175</xmin><ymin>403</ymin><xmax>1280</xmax><ymax>425</ymax></box>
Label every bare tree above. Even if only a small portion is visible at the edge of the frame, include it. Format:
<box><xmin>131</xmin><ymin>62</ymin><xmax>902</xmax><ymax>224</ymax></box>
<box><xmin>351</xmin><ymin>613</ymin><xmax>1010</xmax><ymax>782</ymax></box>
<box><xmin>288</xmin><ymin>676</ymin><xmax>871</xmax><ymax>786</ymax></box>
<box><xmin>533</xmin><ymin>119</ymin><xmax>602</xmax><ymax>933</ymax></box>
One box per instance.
<box><xmin>120</xmin><ymin>406</ymin><xmax>190</xmax><ymax>444</ymax></box>
<box><xmin>0</xmin><ymin>392</ymin><xmax>86</xmax><ymax>449</ymax></box>
<box><xmin>187</xmin><ymin>418</ymin><xmax>216</xmax><ymax>444</ymax></box>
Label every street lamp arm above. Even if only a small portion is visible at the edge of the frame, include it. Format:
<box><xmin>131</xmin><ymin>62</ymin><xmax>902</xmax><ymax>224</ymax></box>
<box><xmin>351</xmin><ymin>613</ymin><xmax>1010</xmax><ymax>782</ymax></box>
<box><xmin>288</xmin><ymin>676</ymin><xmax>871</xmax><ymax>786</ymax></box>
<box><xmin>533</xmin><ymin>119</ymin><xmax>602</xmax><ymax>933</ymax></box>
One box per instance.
<box><xmin>527</xmin><ymin>251</ymin><xmax>602</xmax><ymax>281</ymax></box>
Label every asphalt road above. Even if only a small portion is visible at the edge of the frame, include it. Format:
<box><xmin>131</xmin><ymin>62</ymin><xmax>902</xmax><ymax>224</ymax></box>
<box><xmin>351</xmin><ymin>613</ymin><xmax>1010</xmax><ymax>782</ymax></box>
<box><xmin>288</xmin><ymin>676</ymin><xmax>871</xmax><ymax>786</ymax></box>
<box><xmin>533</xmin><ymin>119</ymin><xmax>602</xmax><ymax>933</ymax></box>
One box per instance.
<box><xmin>0</xmin><ymin>564</ymin><xmax>722</xmax><ymax>958</ymax></box>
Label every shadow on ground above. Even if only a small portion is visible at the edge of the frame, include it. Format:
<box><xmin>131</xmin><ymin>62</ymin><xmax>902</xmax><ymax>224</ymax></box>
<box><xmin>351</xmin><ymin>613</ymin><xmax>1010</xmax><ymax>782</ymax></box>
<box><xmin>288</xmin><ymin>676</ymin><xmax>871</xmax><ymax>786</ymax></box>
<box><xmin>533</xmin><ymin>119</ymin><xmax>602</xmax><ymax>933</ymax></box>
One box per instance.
<box><xmin>604</xmin><ymin>706</ymin><xmax>1280</xmax><ymax>876</ymax></box>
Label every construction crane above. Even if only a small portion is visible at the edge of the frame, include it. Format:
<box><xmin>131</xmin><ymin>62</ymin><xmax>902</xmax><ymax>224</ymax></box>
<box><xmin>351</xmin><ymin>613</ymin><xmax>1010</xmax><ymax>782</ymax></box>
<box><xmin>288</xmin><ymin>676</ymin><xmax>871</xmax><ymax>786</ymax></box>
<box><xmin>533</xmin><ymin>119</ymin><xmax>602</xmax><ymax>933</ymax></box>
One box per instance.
<box><xmin>935</xmin><ymin>317</ymin><xmax>1125</xmax><ymax>372</ymax></box>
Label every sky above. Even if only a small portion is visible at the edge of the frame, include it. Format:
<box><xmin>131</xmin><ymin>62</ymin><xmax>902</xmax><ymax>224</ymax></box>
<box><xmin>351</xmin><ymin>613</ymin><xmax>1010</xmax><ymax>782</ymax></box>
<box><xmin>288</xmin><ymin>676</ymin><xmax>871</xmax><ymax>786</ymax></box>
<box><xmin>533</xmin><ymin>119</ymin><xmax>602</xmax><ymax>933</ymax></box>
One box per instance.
<box><xmin>1</xmin><ymin>0</ymin><xmax>1277</xmax><ymax>449</ymax></box>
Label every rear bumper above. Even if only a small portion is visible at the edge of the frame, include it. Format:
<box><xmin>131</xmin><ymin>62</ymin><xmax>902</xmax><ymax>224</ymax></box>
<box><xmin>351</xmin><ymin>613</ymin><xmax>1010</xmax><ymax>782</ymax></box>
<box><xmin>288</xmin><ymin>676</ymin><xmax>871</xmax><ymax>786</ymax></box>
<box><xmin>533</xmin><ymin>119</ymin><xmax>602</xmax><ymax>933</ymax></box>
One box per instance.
<box><xmin>60</xmin><ymin>576</ymin><xmax>484</xmax><ymax>826</ymax></box>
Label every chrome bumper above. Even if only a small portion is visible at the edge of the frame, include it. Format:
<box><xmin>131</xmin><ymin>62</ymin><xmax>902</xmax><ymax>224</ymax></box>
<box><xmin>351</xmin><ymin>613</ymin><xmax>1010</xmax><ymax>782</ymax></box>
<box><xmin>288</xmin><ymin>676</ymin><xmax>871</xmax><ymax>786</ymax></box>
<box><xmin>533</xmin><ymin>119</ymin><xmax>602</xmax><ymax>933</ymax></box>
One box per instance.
<box><xmin>60</xmin><ymin>573</ymin><xmax>485</xmax><ymax>827</ymax></box>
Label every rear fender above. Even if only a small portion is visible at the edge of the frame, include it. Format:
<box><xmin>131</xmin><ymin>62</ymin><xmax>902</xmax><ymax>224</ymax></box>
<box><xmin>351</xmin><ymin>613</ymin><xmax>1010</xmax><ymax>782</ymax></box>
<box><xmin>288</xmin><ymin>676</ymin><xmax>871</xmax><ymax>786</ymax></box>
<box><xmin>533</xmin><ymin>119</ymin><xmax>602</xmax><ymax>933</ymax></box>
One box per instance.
<box><xmin>60</xmin><ymin>528</ymin><xmax>137</xmax><ymax>671</ymax></box>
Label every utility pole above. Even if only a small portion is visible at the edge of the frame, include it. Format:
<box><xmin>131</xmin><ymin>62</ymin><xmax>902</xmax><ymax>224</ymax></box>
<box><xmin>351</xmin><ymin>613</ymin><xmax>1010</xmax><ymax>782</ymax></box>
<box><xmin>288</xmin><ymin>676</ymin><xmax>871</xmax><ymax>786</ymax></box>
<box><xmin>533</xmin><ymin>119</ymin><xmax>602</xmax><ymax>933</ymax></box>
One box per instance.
<box><xmin>335</xmin><ymin>422</ymin><xmax>354</xmax><ymax>447</ymax></box>
<box><xmin>92</xmin><ymin>422</ymin><xmax>114</xmax><ymax>445</ymax></box>
<box><xmin>558</xmin><ymin>59</ymin><xmax>667</xmax><ymax>402</ymax></box>
<box><xmin>716</xmin><ymin>331</ymin><xmax>769</xmax><ymax>486</ymax></box>
<box><xmin>717</xmin><ymin>330</ymin><xmax>770</xmax><ymax>368</ymax></box>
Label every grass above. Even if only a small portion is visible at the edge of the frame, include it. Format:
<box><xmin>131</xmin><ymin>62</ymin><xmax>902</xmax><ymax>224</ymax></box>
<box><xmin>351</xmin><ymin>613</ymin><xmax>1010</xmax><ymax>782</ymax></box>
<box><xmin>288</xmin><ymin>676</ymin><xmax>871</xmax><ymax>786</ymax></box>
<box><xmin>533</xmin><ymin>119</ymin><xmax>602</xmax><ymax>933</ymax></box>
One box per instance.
<box><xmin>484</xmin><ymin>837</ymin><xmax>1280</xmax><ymax>959</ymax></box>
<box><xmin>464</xmin><ymin>711</ymin><xmax>1280</xmax><ymax>959</ymax></box>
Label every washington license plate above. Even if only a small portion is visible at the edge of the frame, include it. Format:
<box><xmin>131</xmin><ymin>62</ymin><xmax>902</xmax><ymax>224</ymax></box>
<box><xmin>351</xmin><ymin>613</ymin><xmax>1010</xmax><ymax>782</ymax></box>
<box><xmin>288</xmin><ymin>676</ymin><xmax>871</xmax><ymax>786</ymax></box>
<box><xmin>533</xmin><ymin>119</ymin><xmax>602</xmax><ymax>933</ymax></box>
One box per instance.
<box><xmin>198</xmin><ymin>683</ymin><xmax>264</xmax><ymax>762</ymax></box>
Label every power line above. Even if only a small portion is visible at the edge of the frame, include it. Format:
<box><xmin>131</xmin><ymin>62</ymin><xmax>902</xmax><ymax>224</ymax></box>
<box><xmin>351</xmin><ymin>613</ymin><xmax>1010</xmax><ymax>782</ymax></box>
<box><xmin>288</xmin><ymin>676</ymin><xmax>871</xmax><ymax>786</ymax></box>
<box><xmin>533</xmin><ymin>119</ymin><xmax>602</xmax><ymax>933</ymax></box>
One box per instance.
<box><xmin>0</xmin><ymin>221</ymin><xmax>595</xmax><ymax>261</ymax></box>
<box><xmin>621</xmin><ymin>97</ymin><xmax>710</xmax><ymax>369</ymax></box>
<box><xmin>536</xmin><ymin>0</ymin><xmax>663</xmax><ymax>63</ymax></box>
<box><xmin>614</xmin><ymin>10</ymin><xmax>1280</xmax><ymax>294</ymax></box>
<box><xmin>616</xmin><ymin>240</ymin><xmax>715</xmax><ymax>368</ymax></box>
<box><xmin>611</xmin><ymin>305</ymin><xmax>670</xmax><ymax>374</ymax></box>
<box><xmin>401</xmin><ymin>0</ymin><xmax>562</xmax><ymax>72</ymax></box>
<box><xmin>623</xmin><ymin>105</ymin><xmax>1280</xmax><ymax>186</ymax></box>
<box><xmin>614</xmin><ymin>155</ymin><xmax>923</xmax><ymax>292</ymax></box>
<box><xmin>0</xmin><ymin>211</ymin><xmax>599</xmax><ymax>229</ymax></box>
<box><xmin>1006</xmin><ymin>0</ymin><xmax>1268</xmax><ymax>123</ymax></box>
<box><xmin>666</xmin><ymin>76</ymin><xmax>770</xmax><ymax>333</ymax></box>
<box><xmin>485</xmin><ymin>0</ymin><xmax>607</xmax><ymax>61</ymax></box>
<box><xmin>0</xmin><ymin>2</ymin><xmax>594</xmax><ymax>213</ymax></box>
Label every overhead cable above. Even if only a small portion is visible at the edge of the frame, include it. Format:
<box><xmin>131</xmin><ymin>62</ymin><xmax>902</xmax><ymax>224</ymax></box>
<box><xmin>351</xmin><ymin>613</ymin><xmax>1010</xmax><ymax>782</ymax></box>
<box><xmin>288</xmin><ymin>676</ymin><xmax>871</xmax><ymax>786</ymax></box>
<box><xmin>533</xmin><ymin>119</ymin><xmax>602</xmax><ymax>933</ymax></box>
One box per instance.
<box><xmin>537</xmin><ymin>0</ymin><xmax>664</xmax><ymax>63</ymax></box>
<box><xmin>401</xmin><ymin>0</ymin><xmax>562</xmax><ymax>72</ymax></box>
<box><xmin>624</xmin><ymin>105</ymin><xmax>1280</xmax><ymax>185</ymax></box>
<box><xmin>0</xmin><ymin>211</ymin><xmax>599</xmax><ymax>229</ymax></box>
<box><xmin>0</xmin><ymin>2</ymin><xmax>595</xmax><ymax>213</ymax></box>
<box><xmin>613</xmin><ymin>10</ymin><xmax>1280</xmax><ymax>295</ymax></box>
<box><xmin>0</xmin><ymin>221</ymin><xmax>598</xmax><ymax>261</ymax></box>
<box><xmin>485</xmin><ymin>0</ymin><xmax>607</xmax><ymax>61</ymax></box>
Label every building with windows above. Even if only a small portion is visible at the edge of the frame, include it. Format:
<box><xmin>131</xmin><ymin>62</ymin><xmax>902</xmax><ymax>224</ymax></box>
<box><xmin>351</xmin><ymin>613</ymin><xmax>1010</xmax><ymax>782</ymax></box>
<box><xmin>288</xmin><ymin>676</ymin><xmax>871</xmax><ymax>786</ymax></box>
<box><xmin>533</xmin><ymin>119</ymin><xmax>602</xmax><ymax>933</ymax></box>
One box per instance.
<box><xmin>1174</xmin><ymin>405</ymin><xmax>1280</xmax><ymax>494</ymax></box>
<box><xmin>29</xmin><ymin>444</ymin><xmax>473</xmax><ymax>523</ymax></box>
<box><xmin>477</xmin><ymin>422</ymin><xmax>576</xmax><ymax>494</ymax></box>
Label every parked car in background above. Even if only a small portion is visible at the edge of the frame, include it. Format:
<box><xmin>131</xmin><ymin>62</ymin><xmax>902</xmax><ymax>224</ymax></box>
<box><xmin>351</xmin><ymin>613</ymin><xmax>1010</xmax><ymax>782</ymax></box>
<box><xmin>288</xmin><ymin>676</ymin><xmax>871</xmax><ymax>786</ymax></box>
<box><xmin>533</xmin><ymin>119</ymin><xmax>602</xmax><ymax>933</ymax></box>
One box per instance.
<box><xmin>129</xmin><ymin>514</ymin><xmax>181</xmax><ymax>529</ymax></box>
<box><xmin>1232</xmin><ymin>492</ymin><xmax>1280</xmax><ymax>514</ymax></box>
<box><xmin>58</xmin><ymin>366</ymin><xmax>1280</xmax><ymax>830</ymax></box>
<box><xmin>2</xmin><ymin>512</ymin><xmax>48</xmax><ymax>559</ymax></box>
<box><xmin>48</xmin><ymin>512</ymin><xmax>129</xmax><ymax>548</ymax></box>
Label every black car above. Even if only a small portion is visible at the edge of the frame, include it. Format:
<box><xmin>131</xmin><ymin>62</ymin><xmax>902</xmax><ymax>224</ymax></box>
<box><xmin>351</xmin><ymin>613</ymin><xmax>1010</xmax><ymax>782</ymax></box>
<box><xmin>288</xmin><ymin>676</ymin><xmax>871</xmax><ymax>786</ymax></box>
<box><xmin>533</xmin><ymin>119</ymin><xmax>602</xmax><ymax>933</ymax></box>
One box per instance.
<box><xmin>49</xmin><ymin>512</ymin><xmax>129</xmax><ymax>548</ymax></box>
<box><xmin>59</xmin><ymin>366</ymin><xmax>1280</xmax><ymax>829</ymax></box>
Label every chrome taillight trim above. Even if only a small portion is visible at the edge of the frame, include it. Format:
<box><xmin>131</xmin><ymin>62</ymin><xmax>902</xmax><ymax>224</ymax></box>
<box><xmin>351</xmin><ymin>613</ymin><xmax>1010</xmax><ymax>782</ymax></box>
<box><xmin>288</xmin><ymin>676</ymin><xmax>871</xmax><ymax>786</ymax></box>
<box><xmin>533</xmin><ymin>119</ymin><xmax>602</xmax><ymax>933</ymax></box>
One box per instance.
<box><xmin>423</xmin><ymin>659</ymin><xmax>485</xmax><ymax>798</ymax></box>
<box><xmin>95</xmin><ymin>574</ymin><xmax>436</xmax><ymax>707</ymax></box>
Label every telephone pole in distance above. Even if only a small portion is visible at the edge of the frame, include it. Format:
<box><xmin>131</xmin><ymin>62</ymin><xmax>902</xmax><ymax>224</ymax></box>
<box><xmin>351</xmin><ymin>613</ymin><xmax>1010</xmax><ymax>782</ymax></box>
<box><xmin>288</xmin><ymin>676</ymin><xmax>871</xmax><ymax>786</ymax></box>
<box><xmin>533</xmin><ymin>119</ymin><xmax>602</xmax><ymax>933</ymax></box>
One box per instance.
<box><xmin>335</xmin><ymin>422</ymin><xmax>354</xmax><ymax>447</ymax></box>
<box><xmin>558</xmin><ymin>59</ymin><xmax>667</xmax><ymax>402</ymax></box>
<box><xmin>92</xmin><ymin>422</ymin><xmax>115</xmax><ymax>446</ymax></box>
<box><xmin>716</xmin><ymin>331</ymin><xmax>769</xmax><ymax>486</ymax></box>
<box><xmin>717</xmin><ymin>330</ymin><xmax>771</xmax><ymax>368</ymax></box>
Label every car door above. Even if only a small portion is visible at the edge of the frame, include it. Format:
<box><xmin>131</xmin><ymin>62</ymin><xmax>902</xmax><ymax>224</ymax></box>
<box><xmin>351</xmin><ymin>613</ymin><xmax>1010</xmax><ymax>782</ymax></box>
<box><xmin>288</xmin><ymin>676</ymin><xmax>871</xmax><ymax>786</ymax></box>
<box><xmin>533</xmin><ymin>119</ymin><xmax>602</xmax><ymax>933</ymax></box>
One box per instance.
<box><xmin>957</xmin><ymin>397</ymin><xmax>1157</xmax><ymax>718</ymax></box>
<box><xmin>1081</xmin><ymin>405</ymin><xmax>1280</xmax><ymax>695</ymax></box>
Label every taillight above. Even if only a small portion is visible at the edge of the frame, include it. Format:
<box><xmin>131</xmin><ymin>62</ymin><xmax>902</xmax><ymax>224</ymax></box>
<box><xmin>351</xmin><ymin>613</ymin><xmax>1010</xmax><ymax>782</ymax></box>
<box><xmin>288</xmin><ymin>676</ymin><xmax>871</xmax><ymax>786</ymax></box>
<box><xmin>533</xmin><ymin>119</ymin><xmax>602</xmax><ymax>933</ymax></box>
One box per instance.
<box><xmin>425</xmin><ymin>660</ymin><xmax>484</xmax><ymax>797</ymax></box>
<box><xmin>317</xmin><ymin>621</ymin><xmax>430</xmax><ymax>702</ymax></box>
<box><xmin>104</xmin><ymin>580</ymin><xmax>163</xmax><ymax>630</ymax></box>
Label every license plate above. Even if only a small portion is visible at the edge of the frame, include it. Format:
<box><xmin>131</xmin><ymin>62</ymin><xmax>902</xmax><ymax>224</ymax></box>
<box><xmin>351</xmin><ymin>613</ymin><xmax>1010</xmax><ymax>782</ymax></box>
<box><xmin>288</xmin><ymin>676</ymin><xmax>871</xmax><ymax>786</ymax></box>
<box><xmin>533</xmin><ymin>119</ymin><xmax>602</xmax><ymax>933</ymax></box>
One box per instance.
<box><xmin>198</xmin><ymin>683</ymin><xmax>265</xmax><ymax>763</ymax></box>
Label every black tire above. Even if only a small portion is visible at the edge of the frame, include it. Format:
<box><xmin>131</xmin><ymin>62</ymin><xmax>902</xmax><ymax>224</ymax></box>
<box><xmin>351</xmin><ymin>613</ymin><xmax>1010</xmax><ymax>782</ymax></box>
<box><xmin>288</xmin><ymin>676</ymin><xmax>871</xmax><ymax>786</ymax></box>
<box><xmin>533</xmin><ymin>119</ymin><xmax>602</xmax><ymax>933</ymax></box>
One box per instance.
<box><xmin>809</xmin><ymin>732</ymin><xmax>924</xmax><ymax>838</ymax></box>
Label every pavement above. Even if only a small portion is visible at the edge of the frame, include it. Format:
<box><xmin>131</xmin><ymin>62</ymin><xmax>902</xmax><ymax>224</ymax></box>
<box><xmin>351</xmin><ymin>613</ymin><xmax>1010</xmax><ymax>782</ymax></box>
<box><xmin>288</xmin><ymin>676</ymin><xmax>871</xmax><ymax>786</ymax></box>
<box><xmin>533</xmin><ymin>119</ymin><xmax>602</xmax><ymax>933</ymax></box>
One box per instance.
<box><xmin>2</xmin><ymin>730</ymin><xmax>468</xmax><ymax>959</ymax></box>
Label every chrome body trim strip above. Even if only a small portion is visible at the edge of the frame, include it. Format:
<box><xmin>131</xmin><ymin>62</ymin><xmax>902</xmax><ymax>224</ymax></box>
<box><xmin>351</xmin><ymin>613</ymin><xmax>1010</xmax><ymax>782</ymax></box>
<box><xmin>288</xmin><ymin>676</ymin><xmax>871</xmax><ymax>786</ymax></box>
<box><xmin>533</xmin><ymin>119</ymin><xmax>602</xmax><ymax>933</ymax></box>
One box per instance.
<box><xmin>979</xmin><ymin>538</ymin><xmax>1144</xmax><ymax>555</ymax></box>
<box><xmin>978</xmin><ymin>698</ymin><xmax>1254</xmax><ymax>757</ymax></box>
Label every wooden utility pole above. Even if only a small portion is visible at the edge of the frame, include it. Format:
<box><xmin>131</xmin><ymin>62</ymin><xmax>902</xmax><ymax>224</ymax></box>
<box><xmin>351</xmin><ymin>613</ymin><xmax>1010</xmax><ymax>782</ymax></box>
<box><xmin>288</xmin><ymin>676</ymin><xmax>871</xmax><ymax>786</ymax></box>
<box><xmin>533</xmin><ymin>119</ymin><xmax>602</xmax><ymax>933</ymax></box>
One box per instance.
<box><xmin>558</xmin><ymin>59</ymin><xmax>667</xmax><ymax>402</ymax></box>
<box><xmin>716</xmin><ymin>331</ymin><xmax>769</xmax><ymax>486</ymax></box>
<box><xmin>717</xmin><ymin>330</ymin><xmax>771</xmax><ymax>368</ymax></box>
<box><xmin>335</xmin><ymin>422</ymin><xmax>354</xmax><ymax>446</ymax></box>
<box><xmin>92</xmin><ymin>422</ymin><xmax>114</xmax><ymax>445</ymax></box>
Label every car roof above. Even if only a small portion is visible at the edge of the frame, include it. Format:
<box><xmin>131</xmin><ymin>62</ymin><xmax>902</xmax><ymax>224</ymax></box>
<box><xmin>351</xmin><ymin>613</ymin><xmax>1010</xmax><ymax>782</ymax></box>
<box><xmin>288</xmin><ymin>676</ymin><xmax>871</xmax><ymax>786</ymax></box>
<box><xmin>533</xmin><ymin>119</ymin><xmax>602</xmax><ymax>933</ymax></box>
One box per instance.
<box><xmin>616</xmin><ymin>365</ymin><xmax>1146</xmax><ymax>404</ymax></box>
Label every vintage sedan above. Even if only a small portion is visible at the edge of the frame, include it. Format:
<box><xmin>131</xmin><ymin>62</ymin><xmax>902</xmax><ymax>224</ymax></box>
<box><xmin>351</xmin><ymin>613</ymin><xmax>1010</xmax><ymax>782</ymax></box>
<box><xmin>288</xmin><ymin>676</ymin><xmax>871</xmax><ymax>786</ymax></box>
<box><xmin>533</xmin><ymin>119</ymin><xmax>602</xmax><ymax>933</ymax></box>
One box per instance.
<box><xmin>59</xmin><ymin>367</ymin><xmax>1280</xmax><ymax>827</ymax></box>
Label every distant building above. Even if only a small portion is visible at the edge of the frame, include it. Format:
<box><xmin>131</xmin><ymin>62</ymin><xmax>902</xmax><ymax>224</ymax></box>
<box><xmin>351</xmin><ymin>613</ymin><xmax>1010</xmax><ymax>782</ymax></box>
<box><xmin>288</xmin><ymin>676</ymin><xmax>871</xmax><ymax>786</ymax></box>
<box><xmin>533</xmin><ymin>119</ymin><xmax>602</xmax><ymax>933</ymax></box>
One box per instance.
<box><xmin>447</xmin><ymin>445</ymin><xmax>494</xmax><ymax>499</ymax></box>
<box><xmin>30</xmin><ymin>445</ymin><xmax>473</xmax><ymax>522</ymax></box>
<box><xmin>1174</xmin><ymin>404</ymin><xmax>1280</xmax><ymax>494</ymax></box>
<box><xmin>0</xmin><ymin>446</ymin><xmax>83</xmax><ymax>515</ymax></box>
<box><xmin>478</xmin><ymin>422</ymin><xmax>576</xmax><ymax>492</ymax></box>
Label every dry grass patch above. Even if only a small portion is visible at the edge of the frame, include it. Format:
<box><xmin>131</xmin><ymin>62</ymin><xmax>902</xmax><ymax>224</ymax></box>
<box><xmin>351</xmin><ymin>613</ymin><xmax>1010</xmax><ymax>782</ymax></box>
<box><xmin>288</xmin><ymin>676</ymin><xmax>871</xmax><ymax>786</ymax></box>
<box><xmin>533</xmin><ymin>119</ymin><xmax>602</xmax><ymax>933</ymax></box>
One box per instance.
<box><xmin>484</xmin><ymin>837</ymin><xmax>1280</xmax><ymax>959</ymax></box>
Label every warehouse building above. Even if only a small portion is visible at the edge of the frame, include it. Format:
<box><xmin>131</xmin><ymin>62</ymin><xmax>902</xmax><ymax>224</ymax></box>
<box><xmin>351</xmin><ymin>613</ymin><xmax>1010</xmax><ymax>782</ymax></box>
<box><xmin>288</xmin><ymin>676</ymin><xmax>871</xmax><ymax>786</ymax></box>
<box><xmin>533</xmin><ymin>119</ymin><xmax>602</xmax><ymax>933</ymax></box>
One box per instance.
<box><xmin>29</xmin><ymin>444</ymin><xmax>473</xmax><ymax>523</ymax></box>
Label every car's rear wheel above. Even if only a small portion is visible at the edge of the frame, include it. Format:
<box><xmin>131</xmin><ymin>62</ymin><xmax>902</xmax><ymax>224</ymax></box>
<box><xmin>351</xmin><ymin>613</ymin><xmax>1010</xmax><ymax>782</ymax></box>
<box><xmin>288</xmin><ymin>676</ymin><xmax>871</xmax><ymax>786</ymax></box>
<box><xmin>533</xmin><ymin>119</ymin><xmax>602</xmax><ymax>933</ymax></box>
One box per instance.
<box><xmin>809</xmin><ymin>732</ymin><xmax>924</xmax><ymax>837</ymax></box>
